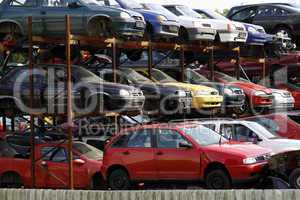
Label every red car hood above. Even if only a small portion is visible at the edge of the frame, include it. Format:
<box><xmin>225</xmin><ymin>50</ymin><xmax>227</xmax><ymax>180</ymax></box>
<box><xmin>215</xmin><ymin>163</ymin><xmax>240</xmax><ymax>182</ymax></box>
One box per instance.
<box><xmin>203</xmin><ymin>142</ymin><xmax>271</xmax><ymax>157</ymax></box>
<box><xmin>231</xmin><ymin>82</ymin><xmax>272</xmax><ymax>94</ymax></box>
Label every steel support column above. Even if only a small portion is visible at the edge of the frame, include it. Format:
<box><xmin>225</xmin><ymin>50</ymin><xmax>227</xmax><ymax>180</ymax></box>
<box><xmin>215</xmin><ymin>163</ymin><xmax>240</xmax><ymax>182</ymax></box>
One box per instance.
<box><xmin>65</xmin><ymin>15</ymin><xmax>74</xmax><ymax>189</ymax></box>
<box><xmin>235</xmin><ymin>47</ymin><xmax>240</xmax><ymax>81</ymax></box>
<box><xmin>148</xmin><ymin>42</ymin><xmax>153</xmax><ymax>79</ymax></box>
<box><xmin>208</xmin><ymin>47</ymin><xmax>214</xmax><ymax>81</ymax></box>
<box><xmin>180</xmin><ymin>47</ymin><xmax>185</xmax><ymax>82</ymax></box>
<box><xmin>112</xmin><ymin>38</ymin><xmax>117</xmax><ymax>83</ymax></box>
<box><xmin>28</xmin><ymin>16</ymin><xmax>36</xmax><ymax>188</ymax></box>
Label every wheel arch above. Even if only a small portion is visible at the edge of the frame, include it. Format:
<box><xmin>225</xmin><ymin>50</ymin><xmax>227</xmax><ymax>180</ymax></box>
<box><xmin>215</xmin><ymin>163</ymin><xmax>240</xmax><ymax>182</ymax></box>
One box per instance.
<box><xmin>204</xmin><ymin>162</ymin><xmax>232</xmax><ymax>182</ymax></box>
<box><xmin>0</xmin><ymin>171</ymin><xmax>23</xmax><ymax>186</ymax></box>
<box><xmin>0</xmin><ymin>20</ymin><xmax>24</xmax><ymax>35</ymax></box>
<box><xmin>87</xmin><ymin>15</ymin><xmax>112</xmax><ymax>26</ymax></box>
<box><xmin>106</xmin><ymin>164</ymin><xmax>130</xmax><ymax>180</ymax></box>
<box><xmin>273</xmin><ymin>23</ymin><xmax>294</xmax><ymax>35</ymax></box>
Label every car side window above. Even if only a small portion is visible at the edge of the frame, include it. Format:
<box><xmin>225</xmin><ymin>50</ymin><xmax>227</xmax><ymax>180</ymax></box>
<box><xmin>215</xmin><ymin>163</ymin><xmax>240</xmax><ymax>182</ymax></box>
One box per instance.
<box><xmin>233</xmin><ymin>124</ymin><xmax>257</xmax><ymax>142</ymax></box>
<box><xmin>127</xmin><ymin>129</ymin><xmax>152</xmax><ymax>148</ymax></box>
<box><xmin>111</xmin><ymin>134</ymin><xmax>128</xmax><ymax>148</ymax></box>
<box><xmin>202</xmin><ymin>124</ymin><xmax>216</xmax><ymax>131</ymax></box>
<box><xmin>41</xmin><ymin>147</ymin><xmax>68</xmax><ymax>162</ymax></box>
<box><xmin>9</xmin><ymin>0</ymin><xmax>35</xmax><ymax>6</ymax></box>
<box><xmin>157</xmin><ymin>129</ymin><xmax>188</xmax><ymax>148</ymax></box>
<box><xmin>167</xmin><ymin>7</ymin><xmax>182</xmax><ymax>16</ymax></box>
<box><xmin>42</xmin><ymin>0</ymin><xmax>68</xmax><ymax>7</ymax></box>
<box><xmin>220</xmin><ymin>124</ymin><xmax>234</xmax><ymax>139</ymax></box>
<box><xmin>275</xmin><ymin>8</ymin><xmax>289</xmax><ymax>16</ymax></box>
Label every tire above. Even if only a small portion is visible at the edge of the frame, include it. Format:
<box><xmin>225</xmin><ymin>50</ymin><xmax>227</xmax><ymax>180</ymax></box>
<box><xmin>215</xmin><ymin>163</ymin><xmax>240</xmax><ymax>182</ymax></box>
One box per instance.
<box><xmin>0</xmin><ymin>23</ymin><xmax>22</xmax><ymax>43</ymax></box>
<box><xmin>125</xmin><ymin>50</ymin><xmax>143</xmax><ymax>62</ymax></box>
<box><xmin>88</xmin><ymin>18</ymin><xmax>112</xmax><ymax>37</ymax></box>
<box><xmin>0</xmin><ymin>172</ymin><xmax>22</xmax><ymax>188</ymax></box>
<box><xmin>234</xmin><ymin>98</ymin><xmax>250</xmax><ymax>115</ymax></box>
<box><xmin>108</xmin><ymin>169</ymin><xmax>130</xmax><ymax>190</ymax></box>
<box><xmin>289</xmin><ymin>168</ymin><xmax>300</xmax><ymax>189</ymax></box>
<box><xmin>205</xmin><ymin>169</ymin><xmax>231</xmax><ymax>189</ymax></box>
<box><xmin>90</xmin><ymin>173</ymin><xmax>106</xmax><ymax>190</ymax></box>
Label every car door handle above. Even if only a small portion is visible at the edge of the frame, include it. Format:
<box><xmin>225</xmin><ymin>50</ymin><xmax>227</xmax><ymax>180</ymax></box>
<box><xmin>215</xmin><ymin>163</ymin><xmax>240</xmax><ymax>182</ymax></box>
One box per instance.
<box><xmin>122</xmin><ymin>151</ymin><xmax>130</xmax><ymax>155</ymax></box>
<box><xmin>156</xmin><ymin>151</ymin><xmax>163</xmax><ymax>156</ymax></box>
<box><xmin>40</xmin><ymin>11</ymin><xmax>46</xmax><ymax>15</ymax></box>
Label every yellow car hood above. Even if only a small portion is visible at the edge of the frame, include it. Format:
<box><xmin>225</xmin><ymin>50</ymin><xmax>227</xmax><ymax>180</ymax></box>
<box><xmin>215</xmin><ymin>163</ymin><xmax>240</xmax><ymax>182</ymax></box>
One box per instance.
<box><xmin>162</xmin><ymin>82</ymin><xmax>218</xmax><ymax>94</ymax></box>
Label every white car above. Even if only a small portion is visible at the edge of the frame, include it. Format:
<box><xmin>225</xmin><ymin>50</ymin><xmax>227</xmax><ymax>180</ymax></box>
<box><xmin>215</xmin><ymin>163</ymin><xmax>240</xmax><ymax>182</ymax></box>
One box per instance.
<box><xmin>194</xmin><ymin>8</ymin><xmax>248</xmax><ymax>43</ymax></box>
<box><xmin>163</xmin><ymin>5</ymin><xmax>216</xmax><ymax>41</ymax></box>
<box><xmin>198</xmin><ymin>119</ymin><xmax>300</xmax><ymax>154</ymax></box>
<box><xmin>271</xmin><ymin>89</ymin><xmax>295</xmax><ymax>110</ymax></box>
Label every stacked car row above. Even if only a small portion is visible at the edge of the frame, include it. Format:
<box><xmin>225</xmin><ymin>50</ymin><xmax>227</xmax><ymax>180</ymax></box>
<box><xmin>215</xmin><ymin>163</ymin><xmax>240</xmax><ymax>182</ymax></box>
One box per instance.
<box><xmin>3</xmin><ymin>113</ymin><xmax>300</xmax><ymax>190</ymax></box>
<box><xmin>0</xmin><ymin>0</ymin><xmax>291</xmax><ymax>48</ymax></box>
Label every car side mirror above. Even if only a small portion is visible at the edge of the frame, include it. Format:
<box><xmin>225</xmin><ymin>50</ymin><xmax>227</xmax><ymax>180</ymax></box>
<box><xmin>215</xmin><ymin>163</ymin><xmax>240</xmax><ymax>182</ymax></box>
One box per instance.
<box><xmin>74</xmin><ymin>158</ymin><xmax>85</xmax><ymax>165</ymax></box>
<box><xmin>68</xmin><ymin>2</ymin><xmax>81</xmax><ymax>8</ymax></box>
<box><xmin>179</xmin><ymin>142</ymin><xmax>192</xmax><ymax>149</ymax></box>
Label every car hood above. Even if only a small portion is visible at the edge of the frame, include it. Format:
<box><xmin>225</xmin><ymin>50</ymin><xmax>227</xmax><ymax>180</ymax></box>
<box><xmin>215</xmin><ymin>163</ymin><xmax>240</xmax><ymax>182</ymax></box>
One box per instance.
<box><xmin>137</xmin><ymin>82</ymin><xmax>185</xmax><ymax>94</ymax></box>
<box><xmin>231</xmin><ymin>81</ymin><xmax>272</xmax><ymax>94</ymax></box>
<box><xmin>87</xmin><ymin>81</ymin><xmax>138</xmax><ymax>92</ymax></box>
<box><xmin>261</xmin><ymin>139</ymin><xmax>300</xmax><ymax>154</ymax></box>
<box><xmin>179</xmin><ymin>16</ymin><xmax>214</xmax><ymax>26</ymax></box>
<box><xmin>88</xmin><ymin>5</ymin><xmax>143</xmax><ymax>18</ymax></box>
<box><xmin>204</xmin><ymin>142</ymin><xmax>270</xmax><ymax>157</ymax></box>
<box><xmin>136</xmin><ymin>8</ymin><xmax>178</xmax><ymax>21</ymax></box>
<box><xmin>162</xmin><ymin>82</ymin><xmax>218</xmax><ymax>94</ymax></box>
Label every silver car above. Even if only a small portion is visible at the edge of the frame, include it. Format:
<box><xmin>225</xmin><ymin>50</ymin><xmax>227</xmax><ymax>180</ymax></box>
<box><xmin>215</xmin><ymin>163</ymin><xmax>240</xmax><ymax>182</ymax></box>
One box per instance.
<box><xmin>164</xmin><ymin>5</ymin><xmax>216</xmax><ymax>41</ymax></box>
<box><xmin>199</xmin><ymin>119</ymin><xmax>300</xmax><ymax>154</ymax></box>
<box><xmin>194</xmin><ymin>8</ymin><xmax>248</xmax><ymax>43</ymax></box>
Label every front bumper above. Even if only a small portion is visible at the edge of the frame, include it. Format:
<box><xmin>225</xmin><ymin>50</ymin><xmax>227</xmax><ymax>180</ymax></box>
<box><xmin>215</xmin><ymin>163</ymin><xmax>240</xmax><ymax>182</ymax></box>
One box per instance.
<box><xmin>228</xmin><ymin>162</ymin><xmax>268</xmax><ymax>184</ymax></box>
<box><xmin>187</xmin><ymin>27</ymin><xmax>216</xmax><ymax>41</ymax></box>
<box><xmin>109</xmin><ymin>96</ymin><xmax>145</xmax><ymax>114</ymax></box>
<box><xmin>113</xmin><ymin>19</ymin><xmax>145</xmax><ymax>38</ymax></box>
<box><xmin>272</xmin><ymin>96</ymin><xmax>295</xmax><ymax>110</ymax></box>
<box><xmin>224</xmin><ymin>94</ymin><xmax>245</xmax><ymax>108</ymax></box>
<box><xmin>192</xmin><ymin>95</ymin><xmax>223</xmax><ymax>109</ymax></box>
<box><xmin>163</xmin><ymin>96</ymin><xmax>192</xmax><ymax>114</ymax></box>
<box><xmin>155</xmin><ymin>21</ymin><xmax>179</xmax><ymax>38</ymax></box>
<box><xmin>246</xmin><ymin>32</ymin><xmax>268</xmax><ymax>45</ymax></box>
<box><xmin>252</xmin><ymin>95</ymin><xmax>273</xmax><ymax>108</ymax></box>
<box><xmin>219</xmin><ymin>30</ymin><xmax>248</xmax><ymax>43</ymax></box>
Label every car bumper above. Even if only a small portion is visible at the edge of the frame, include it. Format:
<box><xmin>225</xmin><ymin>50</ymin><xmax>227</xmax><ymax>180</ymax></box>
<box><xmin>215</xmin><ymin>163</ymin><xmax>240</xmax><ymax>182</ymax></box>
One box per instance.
<box><xmin>272</xmin><ymin>96</ymin><xmax>295</xmax><ymax>110</ymax></box>
<box><xmin>228</xmin><ymin>162</ymin><xmax>268</xmax><ymax>184</ymax></box>
<box><xmin>187</xmin><ymin>27</ymin><xmax>216</xmax><ymax>41</ymax></box>
<box><xmin>219</xmin><ymin>30</ymin><xmax>248</xmax><ymax>43</ymax></box>
<box><xmin>113</xmin><ymin>19</ymin><xmax>145</xmax><ymax>38</ymax></box>
<box><xmin>252</xmin><ymin>95</ymin><xmax>273</xmax><ymax>108</ymax></box>
<box><xmin>224</xmin><ymin>94</ymin><xmax>245</xmax><ymax>108</ymax></box>
<box><xmin>155</xmin><ymin>21</ymin><xmax>179</xmax><ymax>38</ymax></box>
<box><xmin>110</xmin><ymin>96</ymin><xmax>145</xmax><ymax>114</ymax></box>
<box><xmin>192</xmin><ymin>95</ymin><xmax>223</xmax><ymax>109</ymax></box>
<box><xmin>246</xmin><ymin>32</ymin><xmax>268</xmax><ymax>45</ymax></box>
<box><xmin>163</xmin><ymin>96</ymin><xmax>192</xmax><ymax>114</ymax></box>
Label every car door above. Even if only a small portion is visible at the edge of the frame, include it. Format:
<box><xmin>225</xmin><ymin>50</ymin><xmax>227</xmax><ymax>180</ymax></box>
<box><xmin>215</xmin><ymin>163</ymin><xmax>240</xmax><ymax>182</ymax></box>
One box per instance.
<box><xmin>154</xmin><ymin>128</ymin><xmax>201</xmax><ymax>180</ymax></box>
<box><xmin>118</xmin><ymin>129</ymin><xmax>157</xmax><ymax>180</ymax></box>
<box><xmin>36</xmin><ymin>146</ymin><xmax>88</xmax><ymax>188</ymax></box>
<box><xmin>39</xmin><ymin>0</ymin><xmax>85</xmax><ymax>35</ymax></box>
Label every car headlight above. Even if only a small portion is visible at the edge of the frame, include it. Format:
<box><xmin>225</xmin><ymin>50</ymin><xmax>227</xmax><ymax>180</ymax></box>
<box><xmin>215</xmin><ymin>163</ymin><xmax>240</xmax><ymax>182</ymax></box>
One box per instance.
<box><xmin>243</xmin><ymin>157</ymin><xmax>257</xmax><ymax>165</ymax></box>
<box><xmin>247</xmin><ymin>26</ymin><xmax>258</xmax><ymax>33</ymax></box>
<box><xmin>224</xmin><ymin>88</ymin><xmax>234</xmax><ymax>95</ymax></box>
<box><xmin>119</xmin><ymin>89</ymin><xmax>130</xmax><ymax>97</ymax></box>
<box><xmin>175</xmin><ymin>90</ymin><xmax>186</xmax><ymax>97</ymax></box>
<box><xmin>157</xmin><ymin>15</ymin><xmax>167</xmax><ymax>22</ymax></box>
<box><xmin>120</xmin><ymin>12</ymin><xmax>131</xmax><ymax>19</ymax></box>
<box><xmin>193</xmin><ymin>21</ymin><xmax>202</xmax><ymax>27</ymax></box>
<box><xmin>195</xmin><ymin>90</ymin><xmax>210</xmax><ymax>96</ymax></box>
<box><xmin>254</xmin><ymin>91</ymin><xmax>267</xmax><ymax>96</ymax></box>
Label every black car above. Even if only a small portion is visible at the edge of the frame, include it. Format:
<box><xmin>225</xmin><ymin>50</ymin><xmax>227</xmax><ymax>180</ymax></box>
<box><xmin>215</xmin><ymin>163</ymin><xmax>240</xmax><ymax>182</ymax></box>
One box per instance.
<box><xmin>227</xmin><ymin>3</ymin><xmax>300</xmax><ymax>43</ymax></box>
<box><xmin>95</xmin><ymin>67</ymin><xmax>192</xmax><ymax>115</ymax></box>
<box><xmin>158</xmin><ymin>67</ymin><xmax>245</xmax><ymax>113</ymax></box>
<box><xmin>0</xmin><ymin>64</ymin><xmax>145</xmax><ymax>116</ymax></box>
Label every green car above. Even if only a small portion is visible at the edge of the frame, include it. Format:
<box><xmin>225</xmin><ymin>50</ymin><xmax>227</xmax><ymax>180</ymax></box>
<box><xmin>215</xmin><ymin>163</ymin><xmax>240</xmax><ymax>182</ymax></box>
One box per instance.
<box><xmin>0</xmin><ymin>0</ymin><xmax>146</xmax><ymax>40</ymax></box>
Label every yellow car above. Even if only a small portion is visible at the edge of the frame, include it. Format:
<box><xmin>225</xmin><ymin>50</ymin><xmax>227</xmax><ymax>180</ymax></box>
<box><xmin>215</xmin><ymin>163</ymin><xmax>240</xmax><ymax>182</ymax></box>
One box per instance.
<box><xmin>136</xmin><ymin>68</ymin><xmax>223</xmax><ymax>110</ymax></box>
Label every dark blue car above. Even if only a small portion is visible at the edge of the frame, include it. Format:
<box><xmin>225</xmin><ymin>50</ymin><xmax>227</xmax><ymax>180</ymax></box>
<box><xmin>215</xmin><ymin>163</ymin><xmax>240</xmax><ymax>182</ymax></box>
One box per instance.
<box><xmin>101</xmin><ymin>0</ymin><xmax>179</xmax><ymax>39</ymax></box>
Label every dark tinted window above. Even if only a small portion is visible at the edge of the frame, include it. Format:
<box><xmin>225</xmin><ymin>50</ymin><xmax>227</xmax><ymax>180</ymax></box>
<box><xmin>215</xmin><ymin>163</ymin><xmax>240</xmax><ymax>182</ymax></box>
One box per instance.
<box><xmin>231</xmin><ymin>7</ymin><xmax>257</xmax><ymax>21</ymax></box>
<box><xmin>111</xmin><ymin>134</ymin><xmax>128</xmax><ymax>148</ymax></box>
<box><xmin>157</xmin><ymin>129</ymin><xmax>188</xmax><ymax>148</ymax></box>
<box><xmin>166</xmin><ymin>6</ymin><xmax>182</xmax><ymax>16</ymax></box>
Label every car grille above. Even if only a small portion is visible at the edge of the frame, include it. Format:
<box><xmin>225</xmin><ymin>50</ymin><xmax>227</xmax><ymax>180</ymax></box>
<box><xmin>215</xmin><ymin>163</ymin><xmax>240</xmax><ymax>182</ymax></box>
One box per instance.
<box><xmin>185</xmin><ymin>91</ymin><xmax>192</xmax><ymax>97</ymax></box>
<box><xmin>256</xmin><ymin>154</ymin><xmax>270</xmax><ymax>162</ymax></box>
<box><xmin>202</xmin><ymin>23</ymin><xmax>211</xmax><ymax>28</ymax></box>
<box><xmin>133</xmin><ymin>16</ymin><xmax>143</xmax><ymax>21</ymax></box>
<box><xmin>131</xmin><ymin>90</ymin><xmax>143</xmax><ymax>97</ymax></box>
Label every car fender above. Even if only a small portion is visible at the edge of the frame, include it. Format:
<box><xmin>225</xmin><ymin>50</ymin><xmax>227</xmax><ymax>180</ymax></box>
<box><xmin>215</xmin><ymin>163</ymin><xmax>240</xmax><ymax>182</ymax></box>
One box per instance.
<box><xmin>87</xmin><ymin>14</ymin><xmax>112</xmax><ymax>25</ymax></box>
<box><xmin>0</xmin><ymin>19</ymin><xmax>24</xmax><ymax>35</ymax></box>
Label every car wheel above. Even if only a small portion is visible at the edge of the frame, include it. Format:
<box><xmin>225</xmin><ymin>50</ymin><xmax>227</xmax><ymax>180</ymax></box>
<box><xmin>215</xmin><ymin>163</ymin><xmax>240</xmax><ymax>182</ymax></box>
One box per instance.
<box><xmin>0</xmin><ymin>172</ymin><xmax>22</xmax><ymax>188</ymax></box>
<box><xmin>205</xmin><ymin>169</ymin><xmax>231</xmax><ymax>189</ymax></box>
<box><xmin>289</xmin><ymin>168</ymin><xmax>300</xmax><ymax>189</ymax></box>
<box><xmin>88</xmin><ymin>18</ymin><xmax>112</xmax><ymax>38</ymax></box>
<box><xmin>125</xmin><ymin>50</ymin><xmax>143</xmax><ymax>61</ymax></box>
<box><xmin>274</xmin><ymin>26</ymin><xmax>292</xmax><ymax>39</ymax></box>
<box><xmin>0</xmin><ymin>22</ymin><xmax>22</xmax><ymax>43</ymax></box>
<box><xmin>108</xmin><ymin>169</ymin><xmax>130</xmax><ymax>190</ymax></box>
<box><xmin>234</xmin><ymin>98</ymin><xmax>250</xmax><ymax>115</ymax></box>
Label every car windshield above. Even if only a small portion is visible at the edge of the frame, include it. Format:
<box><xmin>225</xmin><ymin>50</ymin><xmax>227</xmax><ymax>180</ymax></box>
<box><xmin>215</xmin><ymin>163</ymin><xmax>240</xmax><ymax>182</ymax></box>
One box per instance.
<box><xmin>177</xmin><ymin>5</ymin><xmax>203</xmax><ymax>18</ymax></box>
<box><xmin>73</xmin><ymin>142</ymin><xmax>103</xmax><ymax>160</ymax></box>
<box><xmin>152</xmin><ymin>69</ymin><xmax>178</xmax><ymax>83</ymax></box>
<box><xmin>118</xmin><ymin>0</ymin><xmax>143</xmax><ymax>9</ymax></box>
<box><xmin>246</xmin><ymin>117</ymin><xmax>280</xmax><ymax>136</ymax></box>
<box><xmin>122</xmin><ymin>68</ymin><xmax>153</xmax><ymax>84</ymax></box>
<box><xmin>201</xmin><ymin>9</ymin><xmax>229</xmax><ymax>20</ymax></box>
<box><xmin>79</xmin><ymin>0</ymin><xmax>104</xmax><ymax>6</ymax></box>
<box><xmin>181</xmin><ymin>125</ymin><xmax>227</xmax><ymax>146</ymax></box>
<box><xmin>73</xmin><ymin>66</ymin><xmax>104</xmax><ymax>83</ymax></box>
<box><xmin>185</xmin><ymin>69</ymin><xmax>209</xmax><ymax>83</ymax></box>
<box><xmin>143</xmin><ymin>3</ymin><xmax>177</xmax><ymax>16</ymax></box>
<box><xmin>247</xmin><ymin>122</ymin><xmax>279</xmax><ymax>139</ymax></box>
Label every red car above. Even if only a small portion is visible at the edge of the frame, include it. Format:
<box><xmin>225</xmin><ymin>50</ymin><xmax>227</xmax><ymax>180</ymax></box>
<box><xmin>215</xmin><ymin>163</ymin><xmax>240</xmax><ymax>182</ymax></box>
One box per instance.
<box><xmin>102</xmin><ymin>122</ymin><xmax>271</xmax><ymax>189</ymax></box>
<box><xmin>0</xmin><ymin>141</ymin><xmax>104</xmax><ymax>189</ymax></box>
<box><xmin>195</xmin><ymin>69</ymin><xmax>273</xmax><ymax>114</ymax></box>
<box><xmin>244</xmin><ymin>112</ymin><xmax>300</xmax><ymax>140</ymax></box>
